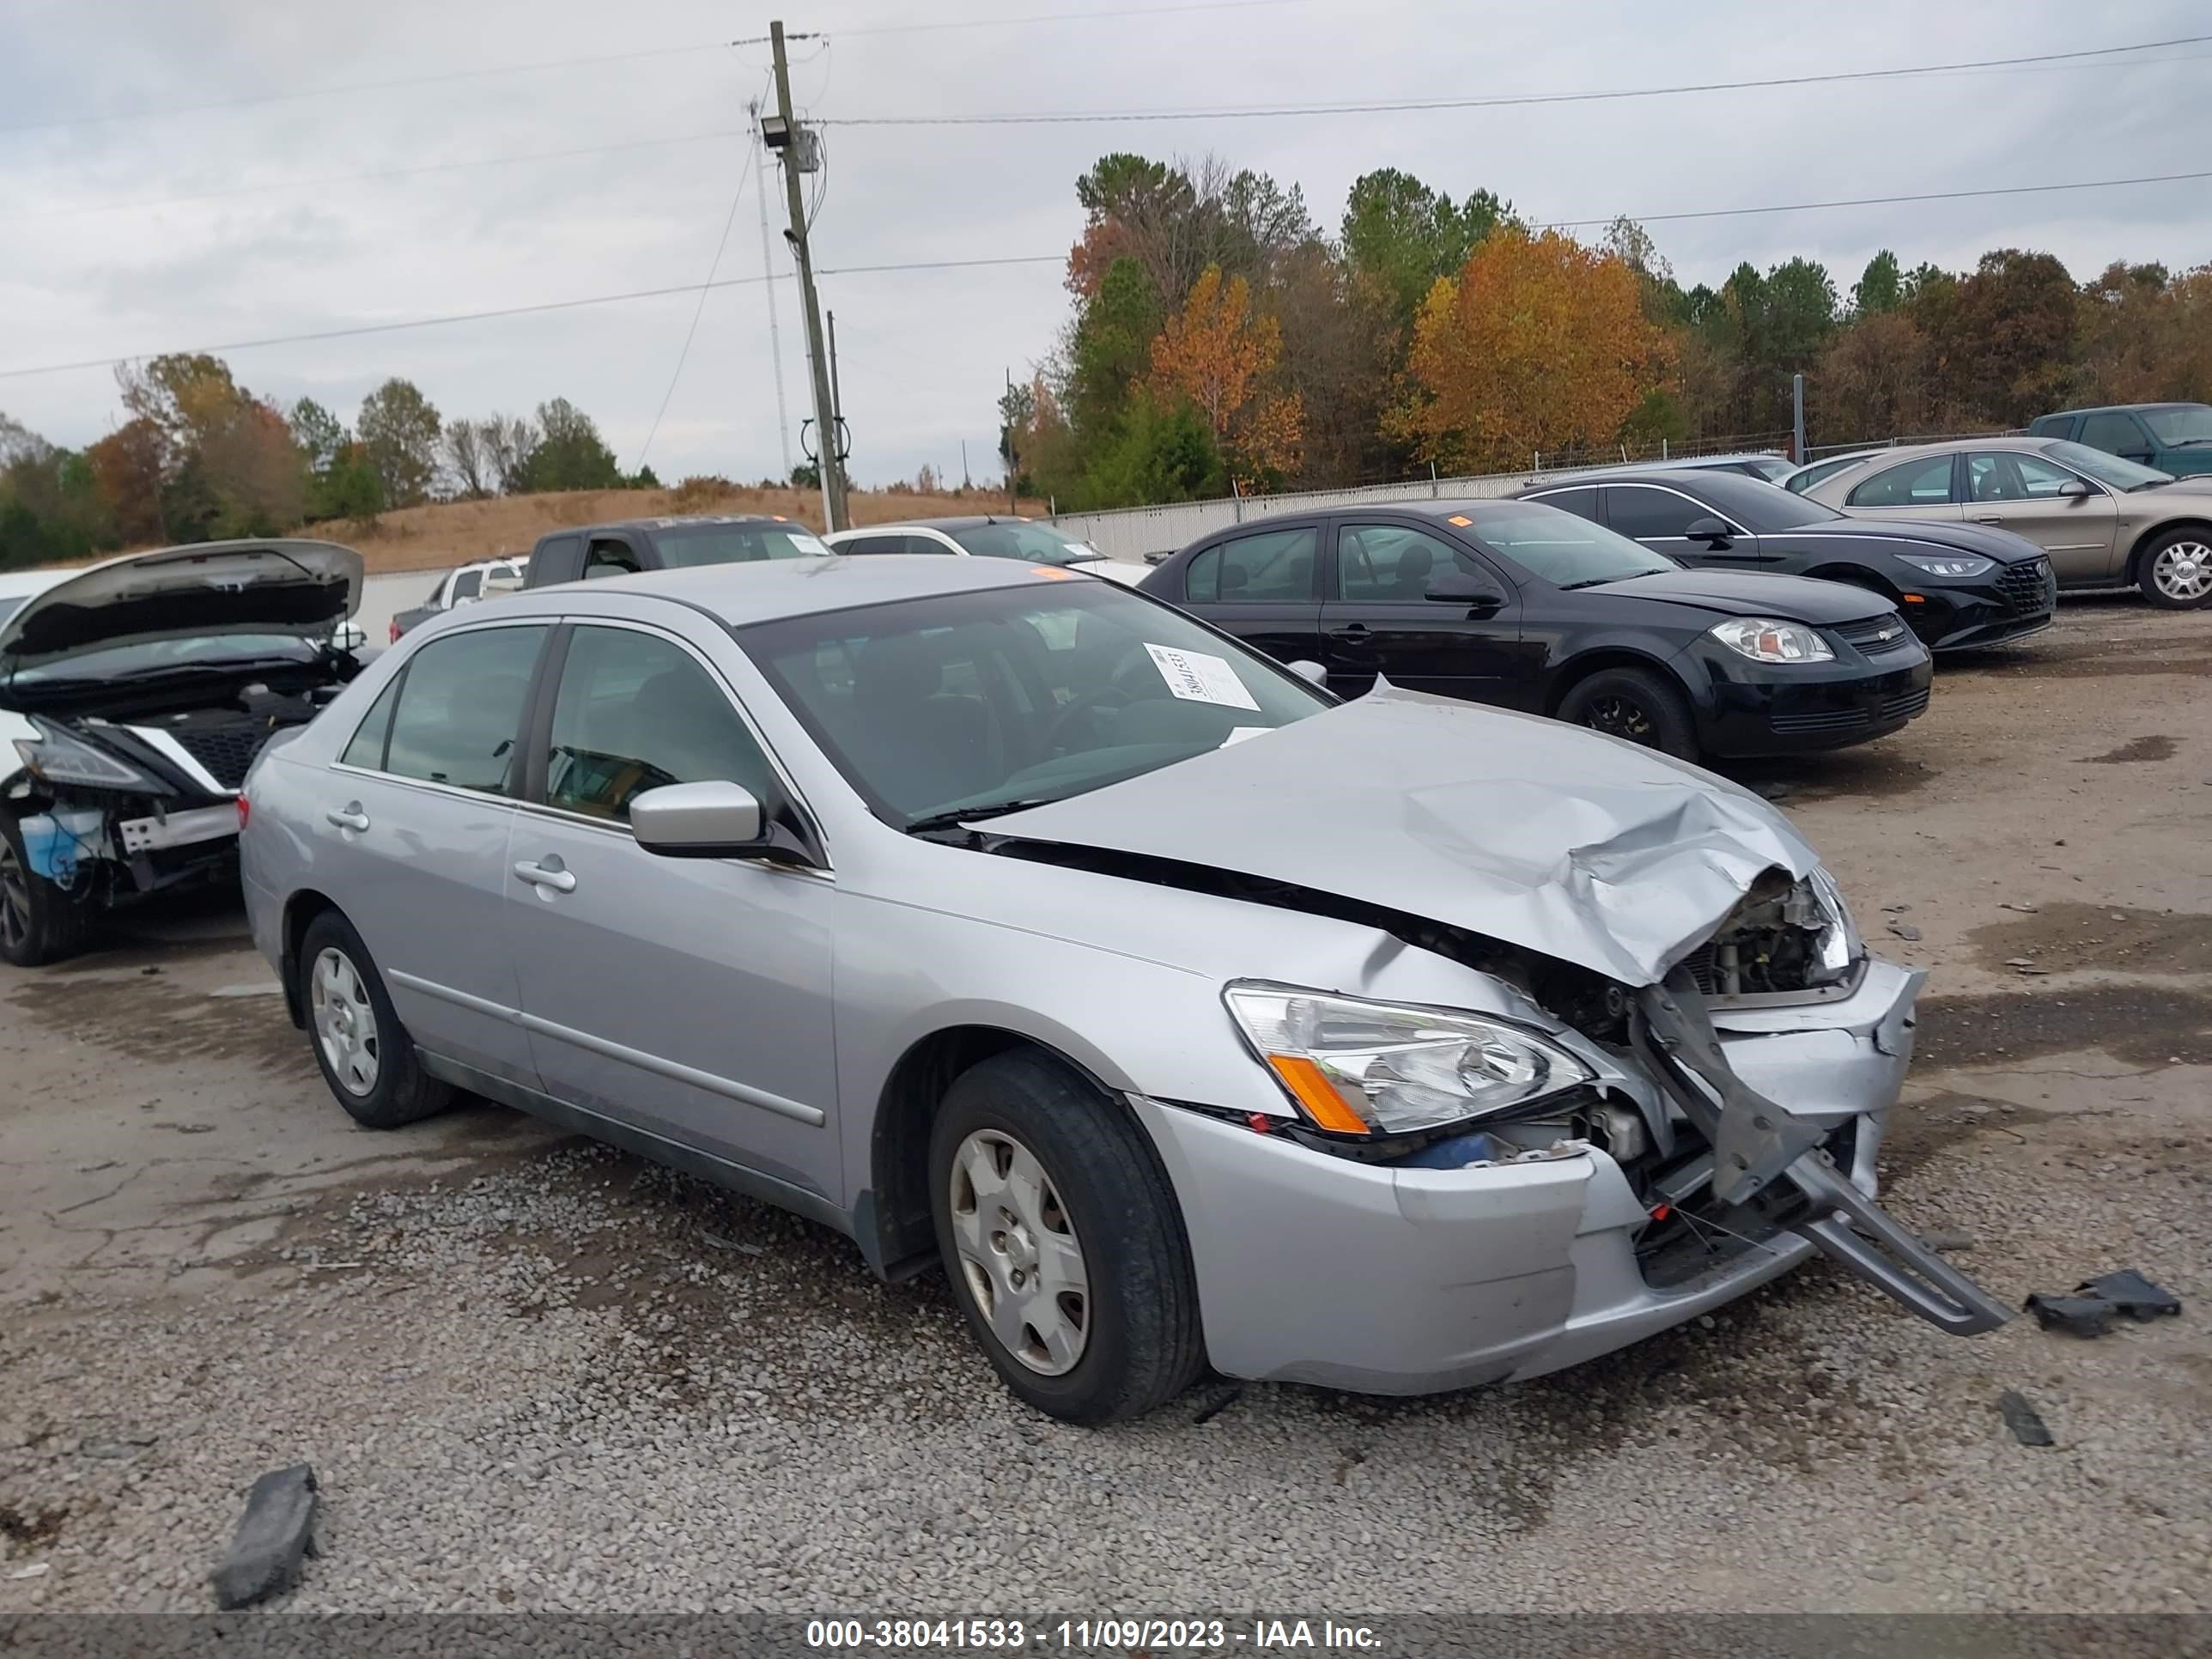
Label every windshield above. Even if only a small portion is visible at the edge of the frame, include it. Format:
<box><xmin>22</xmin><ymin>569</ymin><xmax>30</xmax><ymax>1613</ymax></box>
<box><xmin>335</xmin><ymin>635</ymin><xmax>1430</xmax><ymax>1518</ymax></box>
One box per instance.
<box><xmin>8</xmin><ymin>632</ymin><xmax>323</xmax><ymax>685</ymax></box>
<box><xmin>2142</xmin><ymin>406</ymin><xmax>2212</xmax><ymax>447</ymax></box>
<box><xmin>946</xmin><ymin>521</ymin><xmax>1105</xmax><ymax>567</ymax></box>
<box><xmin>1735</xmin><ymin>457</ymin><xmax>1797</xmax><ymax>483</ymax></box>
<box><xmin>2042</xmin><ymin>441</ymin><xmax>2173</xmax><ymax>490</ymax></box>
<box><xmin>1466</xmin><ymin>503</ymin><xmax>1676</xmax><ymax>586</ymax></box>
<box><xmin>653</xmin><ymin>523</ymin><xmax>833</xmax><ymax>566</ymax></box>
<box><xmin>742</xmin><ymin>578</ymin><xmax>1330</xmax><ymax>827</ymax></box>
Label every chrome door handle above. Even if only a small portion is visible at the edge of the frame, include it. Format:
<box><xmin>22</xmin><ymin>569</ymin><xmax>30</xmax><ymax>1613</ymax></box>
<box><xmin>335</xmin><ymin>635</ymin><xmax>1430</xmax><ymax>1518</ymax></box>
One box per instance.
<box><xmin>325</xmin><ymin>805</ymin><xmax>370</xmax><ymax>832</ymax></box>
<box><xmin>513</xmin><ymin>860</ymin><xmax>576</xmax><ymax>894</ymax></box>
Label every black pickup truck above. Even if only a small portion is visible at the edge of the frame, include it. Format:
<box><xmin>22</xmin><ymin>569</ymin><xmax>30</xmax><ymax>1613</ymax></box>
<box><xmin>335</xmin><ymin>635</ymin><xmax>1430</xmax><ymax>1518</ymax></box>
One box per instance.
<box><xmin>521</xmin><ymin>515</ymin><xmax>833</xmax><ymax>585</ymax></box>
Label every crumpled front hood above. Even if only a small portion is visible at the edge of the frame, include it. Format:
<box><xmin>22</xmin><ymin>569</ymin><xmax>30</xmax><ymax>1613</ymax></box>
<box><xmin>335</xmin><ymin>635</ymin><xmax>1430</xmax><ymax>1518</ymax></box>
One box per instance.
<box><xmin>984</xmin><ymin>684</ymin><xmax>1822</xmax><ymax>987</ymax></box>
<box><xmin>0</xmin><ymin>540</ymin><xmax>362</xmax><ymax>678</ymax></box>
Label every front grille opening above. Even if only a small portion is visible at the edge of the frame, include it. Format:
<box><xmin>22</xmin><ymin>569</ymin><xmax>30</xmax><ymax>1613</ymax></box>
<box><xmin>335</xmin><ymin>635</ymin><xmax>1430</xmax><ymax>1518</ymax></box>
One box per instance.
<box><xmin>1635</xmin><ymin>1119</ymin><xmax>1859</xmax><ymax>1289</ymax></box>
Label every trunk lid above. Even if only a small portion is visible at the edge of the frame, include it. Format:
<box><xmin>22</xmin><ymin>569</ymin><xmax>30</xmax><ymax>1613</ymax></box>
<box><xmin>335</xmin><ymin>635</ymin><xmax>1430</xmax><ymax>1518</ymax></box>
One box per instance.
<box><xmin>983</xmin><ymin>683</ymin><xmax>1820</xmax><ymax>987</ymax></box>
<box><xmin>0</xmin><ymin>541</ymin><xmax>363</xmax><ymax>686</ymax></box>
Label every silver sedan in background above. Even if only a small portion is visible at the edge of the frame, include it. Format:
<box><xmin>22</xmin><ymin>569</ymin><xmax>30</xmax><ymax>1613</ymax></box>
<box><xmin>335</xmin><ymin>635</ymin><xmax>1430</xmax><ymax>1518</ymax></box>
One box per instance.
<box><xmin>240</xmin><ymin>556</ymin><xmax>2007</xmax><ymax>1422</ymax></box>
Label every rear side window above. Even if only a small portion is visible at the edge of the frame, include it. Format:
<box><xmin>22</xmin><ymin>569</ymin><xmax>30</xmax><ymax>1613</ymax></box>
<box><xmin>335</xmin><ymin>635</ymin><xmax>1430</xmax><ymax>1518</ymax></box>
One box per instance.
<box><xmin>1525</xmin><ymin>487</ymin><xmax>1597</xmax><ymax>521</ymax></box>
<box><xmin>544</xmin><ymin>627</ymin><xmax>776</xmax><ymax>822</ymax></box>
<box><xmin>341</xmin><ymin>678</ymin><xmax>402</xmax><ymax>769</ymax></box>
<box><xmin>380</xmin><ymin>626</ymin><xmax>546</xmax><ymax>793</ymax></box>
<box><xmin>1183</xmin><ymin>526</ymin><xmax>1316</xmax><ymax>603</ymax></box>
<box><xmin>2027</xmin><ymin>415</ymin><xmax>2075</xmax><ymax>440</ymax></box>
<box><xmin>1848</xmin><ymin>458</ymin><xmax>1955</xmax><ymax>508</ymax></box>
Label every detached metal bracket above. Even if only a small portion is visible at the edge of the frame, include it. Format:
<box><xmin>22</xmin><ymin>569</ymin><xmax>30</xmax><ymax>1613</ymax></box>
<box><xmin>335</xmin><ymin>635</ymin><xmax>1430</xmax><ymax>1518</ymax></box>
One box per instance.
<box><xmin>1636</xmin><ymin>970</ymin><xmax>2011</xmax><ymax>1337</ymax></box>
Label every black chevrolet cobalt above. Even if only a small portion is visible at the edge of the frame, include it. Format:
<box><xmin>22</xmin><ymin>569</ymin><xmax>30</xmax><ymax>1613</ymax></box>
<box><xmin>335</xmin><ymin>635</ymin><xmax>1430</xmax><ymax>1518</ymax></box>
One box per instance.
<box><xmin>1139</xmin><ymin>499</ymin><xmax>1931</xmax><ymax>761</ymax></box>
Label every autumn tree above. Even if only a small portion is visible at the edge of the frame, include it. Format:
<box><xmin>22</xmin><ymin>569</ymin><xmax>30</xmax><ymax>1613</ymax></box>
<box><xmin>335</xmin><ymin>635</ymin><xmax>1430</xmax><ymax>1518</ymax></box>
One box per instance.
<box><xmin>1342</xmin><ymin>169</ymin><xmax>1511</xmax><ymax>326</ymax></box>
<box><xmin>356</xmin><ymin>378</ymin><xmax>444</xmax><ymax>507</ymax></box>
<box><xmin>1146</xmin><ymin>264</ymin><xmax>1303</xmax><ymax>486</ymax></box>
<box><xmin>1809</xmin><ymin>311</ymin><xmax>1936</xmax><ymax>443</ymax></box>
<box><xmin>86</xmin><ymin>419</ymin><xmax>168</xmax><ymax>546</ymax></box>
<box><xmin>1388</xmin><ymin>228</ymin><xmax>1674</xmax><ymax>472</ymax></box>
<box><xmin>442</xmin><ymin>417</ymin><xmax>496</xmax><ymax>499</ymax></box>
<box><xmin>1947</xmin><ymin>249</ymin><xmax>2081</xmax><ymax>424</ymax></box>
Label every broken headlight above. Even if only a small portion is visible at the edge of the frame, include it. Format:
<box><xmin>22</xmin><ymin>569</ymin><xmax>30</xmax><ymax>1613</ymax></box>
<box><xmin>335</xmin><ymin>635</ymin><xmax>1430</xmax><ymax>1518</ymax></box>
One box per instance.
<box><xmin>1808</xmin><ymin>866</ymin><xmax>1859</xmax><ymax>975</ymax></box>
<box><xmin>1225</xmin><ymin>983</ymin><xmax>1593</xmax><ymax>1136</ymax></box>
<box><xmin>13</xmin><ymin>719</ymin><xmax>167</xmax><ymax>793</ymax></box>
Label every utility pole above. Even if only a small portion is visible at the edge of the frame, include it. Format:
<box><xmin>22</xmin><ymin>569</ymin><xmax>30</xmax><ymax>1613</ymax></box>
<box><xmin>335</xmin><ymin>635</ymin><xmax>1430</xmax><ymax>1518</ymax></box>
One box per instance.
<box><xmin>826</xmin><ymin>307</ymin><xmax>848</xmax><ymax>498</ymax></box>
<box><xmin>749</xmin><ymin>106</ymin><xmax>793</xmax><ymax>483</ymax></box>
<box><xmin>1790</xmin><ymin>372</ymin><xmax>1808</xmax><ymax>464</ymax></box>
<box><xmin>766</xmin><ymin>21</ymin><xmax>847</xmax><ymax>532</ymax></box>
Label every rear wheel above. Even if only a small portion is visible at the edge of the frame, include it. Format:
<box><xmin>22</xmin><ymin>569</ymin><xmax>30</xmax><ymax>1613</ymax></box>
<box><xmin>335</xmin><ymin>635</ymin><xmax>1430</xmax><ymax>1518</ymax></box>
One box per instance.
<box><xmin>928</xmin><ymin>1050</ymin><xmax>1204</xmax><ymax>1424</ymax></box>
<box><xmin>295</xmin><ymin>909</ymin><xmax>453</xmax><ymax>1128</ymax></box>
<box><xmin>1556</xmin><ymin>666</ymin><xmax>1699</xmax><ymax>760</ymax></box>
<box><xmin>2137</xmin><ymin>529</ymin><xmax>2212</xmax><ymax>609</ymax></box>
<box><xmin>0</xmin><ymin>811</ymin><xmax>93</xmax><ymax>968</ymax></box>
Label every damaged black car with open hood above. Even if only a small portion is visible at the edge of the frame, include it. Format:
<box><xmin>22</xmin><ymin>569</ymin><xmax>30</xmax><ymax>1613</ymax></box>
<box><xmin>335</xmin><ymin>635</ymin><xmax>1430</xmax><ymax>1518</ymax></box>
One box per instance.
<box><xmin>0</xmin><ymin>539</ymin><xmax>368</xmax><ymax>966</ymax></box>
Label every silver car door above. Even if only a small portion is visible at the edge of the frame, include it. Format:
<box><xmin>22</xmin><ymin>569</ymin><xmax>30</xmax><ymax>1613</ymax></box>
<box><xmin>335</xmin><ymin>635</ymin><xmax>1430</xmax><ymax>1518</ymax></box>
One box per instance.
<box><xmin>322</xmin><ymin>621</ymin><xmax>549</xmax><ymax>1086</ymax></box>
<box><xmin>1963</xmin><ymin>451</ymin><xmax>2119</xmax><ymax>582</ymax></box>
<box><xmin>504</xmin><ymin>620</ymin><xmax>840</xmax><ymax>1204</ymax></box>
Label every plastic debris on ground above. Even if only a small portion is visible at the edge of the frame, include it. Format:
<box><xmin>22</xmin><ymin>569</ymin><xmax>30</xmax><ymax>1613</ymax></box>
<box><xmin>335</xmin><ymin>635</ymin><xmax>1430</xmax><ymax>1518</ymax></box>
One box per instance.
<box><xmin>2023</xmin><ymin>1267</ymin><xmax>2182</xmax><ymax>1339</ymax></box>
<box><xmin>1996</xmin><ymin>1389</ymin><xmax>2056</xmax><ymax>1448</ymax></box>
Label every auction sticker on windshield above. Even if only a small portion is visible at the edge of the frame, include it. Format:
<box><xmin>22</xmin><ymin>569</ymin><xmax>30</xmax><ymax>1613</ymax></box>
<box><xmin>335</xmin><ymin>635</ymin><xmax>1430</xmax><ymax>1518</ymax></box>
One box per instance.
<box><xmin>1146</xmin><ymin>642</ymin><xmax>1260</xmax><ymax>710</ymax></box>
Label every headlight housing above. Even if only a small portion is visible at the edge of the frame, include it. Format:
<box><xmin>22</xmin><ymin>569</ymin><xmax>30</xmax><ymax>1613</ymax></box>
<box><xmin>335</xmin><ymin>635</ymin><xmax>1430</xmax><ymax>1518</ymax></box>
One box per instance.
<box><xmin>1707</xmin><ymin>617</ymin><xmax>1834</xmax><ymax>664</ymax></box>
<box><xmin>1807</xmin><ymin>866</ymin><xmax>1859</xmax><ymax>977</ymax></box>
<box><xmin>12</xmin><ymin>719</ymin><xmax>168</xmax><ymax>793</ymax></box>
<box><xmin>1224</xmin><ymin>983</ymin><xmax>1593</xmax><ymax>1136</ymax></box>
<box><xmin>1895</xmin><ymin>553</ymin><xmax>1995</xmax><ymax>579</ymax></box>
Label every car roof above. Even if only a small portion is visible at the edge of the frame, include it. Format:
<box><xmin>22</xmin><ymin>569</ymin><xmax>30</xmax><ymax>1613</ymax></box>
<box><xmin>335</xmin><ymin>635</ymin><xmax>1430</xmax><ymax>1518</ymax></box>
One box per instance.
<box><xmin>2041</xmin><ymin>402</ymin><xmax>2204</xmax><ymax>418</ymax></box>
<box><xmin>842</xmin><ymin>515</ymin><xmax>1041</xmax><ymax>532</ymax></box>
<box><xmin>539</xmin><ymin>514</ymin><xmax>790</xmax><ymax>539</ymax></box>
<box><xmin>533</xmin><ymin>551</ymin><xmax>1074</xmax><ymax>626</ymax></box>
<box><xmin>1529</xmin><ymin>453</ymin><xmax>1787</xmax><ymax>482</ymax></box>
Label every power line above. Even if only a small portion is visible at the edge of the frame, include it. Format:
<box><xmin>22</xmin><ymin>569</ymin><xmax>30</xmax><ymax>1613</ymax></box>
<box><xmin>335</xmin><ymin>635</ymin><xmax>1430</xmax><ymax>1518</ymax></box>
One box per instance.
<box><xmin>0</xmin><ymin>256</ymin><xmax>1066</xmax><ymax>381</ymax></box>
<box><xmin>1535</xmin><ymin>169</ymin><xmax>2212</xmax><ymax>230</ymax></box>
<box><xmin>817</xmin><ymin>32</ymin><xmax>2212</xmax><ymax>124</ymax></box>
<box><xmin>14</xmin><ymin>130</ymin><xmax>750</xmax><ymax>222</ymax></box>
<box><xmin>0</xmin><ymin>43</ymin><xmax>734</xmax><ymax>137</ymax></box>
<box><xmin>634</xmin><ymin>145</ymin><xmax>754</xmax><ymax>473</ymax></box>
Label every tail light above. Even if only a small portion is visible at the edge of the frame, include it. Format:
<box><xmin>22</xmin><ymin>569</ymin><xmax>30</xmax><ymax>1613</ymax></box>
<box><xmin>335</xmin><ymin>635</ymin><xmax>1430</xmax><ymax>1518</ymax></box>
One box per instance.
<box><xmin>388</xmin><ymin>618</ymin><xmax>402</xmax><ymax>644</ymax></box>
<box><xmin>236</xmin><ymin>794</ymin><xmax>252</xmax><ymax>830</ymax></box>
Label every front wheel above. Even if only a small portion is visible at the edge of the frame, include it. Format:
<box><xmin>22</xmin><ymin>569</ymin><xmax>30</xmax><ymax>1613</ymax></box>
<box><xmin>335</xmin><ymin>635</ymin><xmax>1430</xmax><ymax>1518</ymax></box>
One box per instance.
<box><xmin>0</xmin><ymin>811</ymin><xmax>92</xmax><ymax>968</ymax></box>
<box><xmin>928</xmin><ymin>1051</ymin><xmax>1205</xmax><ymax>1424</ymax></box>
<box><xmin>2137</xmin><ymin>529</ymin><xmax>2212</xmax><ymax>609</ymax></box>
<box><xmin>1556</xmin><ymin>665</ymin><xmax>1699</xmax><ymax>760</ymax></box>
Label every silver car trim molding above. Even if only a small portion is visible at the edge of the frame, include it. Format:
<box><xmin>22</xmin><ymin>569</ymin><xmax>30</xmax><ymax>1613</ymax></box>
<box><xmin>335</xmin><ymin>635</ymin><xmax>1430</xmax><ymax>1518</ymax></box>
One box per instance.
<box><xmin>387</xmin><ymin>969</ymin><xmax>827</xmax><ymax>1127</ymax></box>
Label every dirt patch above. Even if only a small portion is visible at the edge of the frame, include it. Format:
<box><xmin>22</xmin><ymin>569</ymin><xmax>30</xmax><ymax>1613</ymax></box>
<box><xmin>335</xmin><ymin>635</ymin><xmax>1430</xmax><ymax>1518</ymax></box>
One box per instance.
<box><xmin>1914</xmin><ymin>983</ymin><xmax>2212</xmax><ymax>1070</ymax></box>
<box><xmin>1726</xmin><ymin>752</ymin><xmax>1935</xmax><ymax>803</ymax></box>
<box><xmin>2080</xmin><ymin>736</ymin><xmax>2179</xmax><ymax>764</ymax></box>
<box><xmin>1968</xmin><ymin>903</ymin><xmax>2212</xmax><ymax>977</ymax></box>
<box><xmin>3</xmin><ymin>972</ymin><xmax>310</xmax><ymax>1076</ymax></box>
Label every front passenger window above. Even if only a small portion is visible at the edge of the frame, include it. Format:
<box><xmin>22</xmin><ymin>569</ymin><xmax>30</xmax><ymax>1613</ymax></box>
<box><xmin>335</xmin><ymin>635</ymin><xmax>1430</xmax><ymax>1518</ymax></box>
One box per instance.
<box><xmin>544</xmin><ymin>627</ymin><xmax>777</xmax><ymax>823</ymax></box>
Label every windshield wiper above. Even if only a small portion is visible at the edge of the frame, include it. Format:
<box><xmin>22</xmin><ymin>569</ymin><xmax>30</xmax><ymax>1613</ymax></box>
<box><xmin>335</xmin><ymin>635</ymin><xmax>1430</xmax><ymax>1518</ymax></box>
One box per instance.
<box><xmin>903</xmin><ymin>798</ymin><xmax>1063</xmax><ymax>836</ymax></box>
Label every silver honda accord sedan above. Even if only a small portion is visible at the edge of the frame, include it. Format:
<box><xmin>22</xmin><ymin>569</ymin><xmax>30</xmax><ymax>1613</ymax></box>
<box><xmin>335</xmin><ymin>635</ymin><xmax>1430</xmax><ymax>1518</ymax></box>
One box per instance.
<box><xmin>240</xmin><ymin>555</ymin><xmax>2007</xmax><ymax>1422</ymax></box>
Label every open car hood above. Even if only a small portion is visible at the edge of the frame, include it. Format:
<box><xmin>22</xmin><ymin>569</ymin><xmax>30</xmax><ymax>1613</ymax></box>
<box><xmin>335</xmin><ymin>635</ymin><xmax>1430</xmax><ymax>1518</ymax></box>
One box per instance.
<box><xmin>0</xmin><ymin>540</ymin><xmax>363</xmax><ymax>678</ymax></box>
<box><xmin>984</xmin><ymin>683</ymin><xmax>1820</xmax><ymax>987</ymax></box>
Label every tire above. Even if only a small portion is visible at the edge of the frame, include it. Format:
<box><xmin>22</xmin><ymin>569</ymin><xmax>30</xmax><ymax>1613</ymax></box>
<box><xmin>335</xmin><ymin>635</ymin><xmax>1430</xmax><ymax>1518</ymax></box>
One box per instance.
<box><xmin>1556</xmin><ymin>665</ymin><xmax>1700</xmax><ymax>760</ymax></box>
<box><xmin>928</xmin><ymin>1050</ymin><xmax>1205</xmax><ymax>1425</ymax></box>
<box><xmin>0</xmin><ymin>811</ymin><xmax>93</xmax><ymax>968</ymax></box>
<box><xmin>295</xmin><ymin>908</ymin><xmax>453</xmax><ymax>1129</ymax></box>
<box><xmin>2136</xmin><ymin>528</ymin><xmax>2212</xmax><ymax>609</ymax></box>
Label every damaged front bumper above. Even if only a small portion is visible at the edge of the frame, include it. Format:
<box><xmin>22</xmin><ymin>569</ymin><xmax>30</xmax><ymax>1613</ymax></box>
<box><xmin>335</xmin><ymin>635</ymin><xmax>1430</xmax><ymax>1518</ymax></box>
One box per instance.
<box><xmin>1133</xmin><ymin>956</ymin><xmax>2007</xmax><ymax>1395</ymax></box>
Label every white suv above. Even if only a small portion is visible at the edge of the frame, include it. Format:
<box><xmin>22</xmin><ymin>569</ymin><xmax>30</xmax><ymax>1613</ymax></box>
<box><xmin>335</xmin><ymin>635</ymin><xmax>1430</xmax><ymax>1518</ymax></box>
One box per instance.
<box><xmin>825</xmin><ymin>516</ymin><xmax>1149</xmax><ymax>585</ymax></box>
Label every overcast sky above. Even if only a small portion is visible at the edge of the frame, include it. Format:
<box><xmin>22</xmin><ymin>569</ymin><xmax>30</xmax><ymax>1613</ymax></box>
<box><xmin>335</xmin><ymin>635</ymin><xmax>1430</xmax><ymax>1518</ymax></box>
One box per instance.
<box><xmin>3</xmin><ymin>0</ymin><xmax>2209</xmax><ymax>488</ymax></box>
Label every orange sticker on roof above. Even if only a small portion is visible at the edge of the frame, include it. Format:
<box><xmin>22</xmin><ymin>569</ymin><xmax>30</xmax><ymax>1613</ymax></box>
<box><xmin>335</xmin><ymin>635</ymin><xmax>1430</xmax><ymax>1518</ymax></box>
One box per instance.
<box><xmin>1030</xmin><ymin>566</ymin><xmax>1075</xmax><ymax>580</ymax></box>
<box><xmin>1447</xmin><ymin>514</ymin><xmax>1473</xmax><ymax>526</ymax></box>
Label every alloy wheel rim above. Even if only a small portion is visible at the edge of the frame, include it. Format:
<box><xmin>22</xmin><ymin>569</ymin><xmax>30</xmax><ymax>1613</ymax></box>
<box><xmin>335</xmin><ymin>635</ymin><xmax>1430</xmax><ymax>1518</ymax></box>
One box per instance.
<box><xmin>0</xmin><ymin>842</ymin><xmax>27</xmax><ymax>953</ymax></box>
<box><xmin>1583</xmin><ymin>694</ymin><xmax>1656</xmax><ymax>744</ymax></box>
<box><xmin>310</xmin><ymin>946</ymin><xmax>381</xmax><ymax>1097</ymax></box>
<box><xmin>2154</xmin><ymin>540</ymin><xmax>2211</xmax><ymax>601</ymax></box>
<box><xmin>947</xmin><ymin>1127</ymin><xmax>1090</xmax><ymax>1376</ymax></box>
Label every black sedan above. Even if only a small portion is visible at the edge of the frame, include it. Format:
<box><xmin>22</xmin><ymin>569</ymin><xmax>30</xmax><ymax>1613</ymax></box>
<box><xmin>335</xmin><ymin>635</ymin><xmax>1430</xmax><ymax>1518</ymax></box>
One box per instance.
<box><xmin>1138</xmin><ymin>500</ymin><xmax>1932</xmax><ymax>761</ymax></box>
<box><xmin>1513</xmin><ymin>468</ymin><xmax>2054</xmax><ymax>651</ymax></box>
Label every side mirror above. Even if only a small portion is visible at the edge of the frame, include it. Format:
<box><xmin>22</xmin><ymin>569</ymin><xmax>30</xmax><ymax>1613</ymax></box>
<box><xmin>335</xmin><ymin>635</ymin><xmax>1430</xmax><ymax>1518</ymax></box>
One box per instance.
<box><xmin>1424</xmin><ymin>568</ymin><xmax>1506</xmax><ymax>608</ymax></box>
<box><xmin>1683</xmin><ymin>516</ymin><xmax>1735</xmax><ymax>547</ymax></box>
<box><xmin>2058</xmin><ymin>477</ymin><xmax>2094</xmax><ymax>500</ymax></box>
<box><xmin>631</xmin><ymin>781</ymin><xmax>765</xmax><ymax>857</ymax></box>
<box><xmin>1285</xmin><ymin>659</ymin><xmax>1328</xmax><ymax>686</ymax></box>
<box><xmin>331</xmin><ymin>621</ymin><xmax>368</xmax><ymax>652</ymax></box>
<box><xmin>482</xmin><ymin>567</ymin><xmax>525</xmax><ymax>595</ymax></box>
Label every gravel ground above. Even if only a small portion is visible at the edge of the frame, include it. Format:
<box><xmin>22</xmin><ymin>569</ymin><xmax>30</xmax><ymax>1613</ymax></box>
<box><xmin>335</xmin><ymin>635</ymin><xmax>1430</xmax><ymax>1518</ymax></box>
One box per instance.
<box><xmin>1</xmin><ymin>597</ymin><xmax>2207</xmax><ymax>1615</ymax></box>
